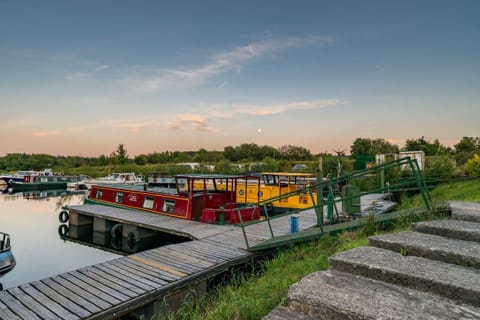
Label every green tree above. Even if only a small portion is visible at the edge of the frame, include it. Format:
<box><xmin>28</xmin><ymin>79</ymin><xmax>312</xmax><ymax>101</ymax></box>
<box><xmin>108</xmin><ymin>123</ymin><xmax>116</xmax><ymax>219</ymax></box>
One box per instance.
<box><xmin>278</xmin><ymin>145</ymin><xmax>313</xmax><ymax>161</ymax></box>
<box><xmin>350</xmin><ymin>138</ymin><xmax>399</xmax><ymax>157</ymax></box>
<box><xmin>134</xmin><ymin>154</ymin><xmax>148</xmax><ymax>165</ymax></box>
<box><xmin>403</xmin><ymin>137</ymin><xmax>450</xmax><ymax>156</ymax></box>
<box><xmin>112</xmin><ymin>144</ymin><xmax>129</xmax><ymax>165</ymax></box>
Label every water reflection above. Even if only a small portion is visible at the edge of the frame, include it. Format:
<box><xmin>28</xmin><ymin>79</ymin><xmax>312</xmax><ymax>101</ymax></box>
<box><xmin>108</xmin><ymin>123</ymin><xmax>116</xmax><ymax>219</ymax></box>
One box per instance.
<box><xmin>0</xmin><ymin>189</ymin><xmax>120</xmax><ymax>289</ymax></box>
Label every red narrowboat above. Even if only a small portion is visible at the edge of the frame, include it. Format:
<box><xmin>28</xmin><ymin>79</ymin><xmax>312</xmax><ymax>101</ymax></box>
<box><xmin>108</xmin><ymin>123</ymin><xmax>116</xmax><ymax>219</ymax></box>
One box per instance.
<box><xmin>86</xmin><ymin>174</ymin><xmax>261</xmax><ymax>225</ymax></box>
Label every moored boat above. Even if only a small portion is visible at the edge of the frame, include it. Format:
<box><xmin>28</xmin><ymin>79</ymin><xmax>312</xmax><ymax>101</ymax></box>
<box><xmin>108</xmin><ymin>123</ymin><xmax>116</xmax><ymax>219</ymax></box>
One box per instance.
<box><xmin>0</xmin><ymin>170</ymin><xmax>41</xmax><ymax>185</ymax></box>
<box><xmin>0</xmin><ymin>232</ymin><xmax>15</xmax><ymax>276</ymax></box>
<box><xmin>83</xmin><ymin>172</ymin><xmax>145</xmax><ymax>189</ymax></box>
<box><xmin>8</xmin><ymin>174</ymin><xmax>84</xmax><ymax>192</ymax></box>
<box><xmin>237</xmin><ymin>172</ymin><xmax>319</xmax><ymax>214</ymax></box>
<box><xmin>86</xmin><ymin>174</ymin><xmax>261</xmax><ymax>224</ymax></box>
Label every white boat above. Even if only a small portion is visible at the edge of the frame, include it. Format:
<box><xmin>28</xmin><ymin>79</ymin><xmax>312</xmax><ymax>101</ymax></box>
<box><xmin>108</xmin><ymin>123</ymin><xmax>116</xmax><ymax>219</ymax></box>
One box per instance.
<box><xmin>83</xmin><ymin>172</ymin><xmax>145</xmax><ymax>189</ymax></box>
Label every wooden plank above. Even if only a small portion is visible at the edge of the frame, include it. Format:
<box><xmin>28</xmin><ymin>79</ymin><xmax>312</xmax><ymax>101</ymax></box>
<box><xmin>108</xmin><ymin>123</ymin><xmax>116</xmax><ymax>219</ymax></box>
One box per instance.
<box><xmin>8</xmin><ymin>287</ymin><xmax>58</xmax><ymax>319</ymax></box>
<box><xmin>97</xmin><ymin>261</ymin><xmax>163</xmax><ymax>289</ymax></box>
<box><xmin>140</xmin><ymin>251</ymin><xmax>200</xmax><ymax>275</ymax></box>
<box><xmin>109</xmin><ymin>259</ymin><xmax>168</xmax><ymax>286</ymax></box>
<box><xmin>128</xmin><ymin>255</ymin><xmax>187</xmax><ymax>278</ymax></box>
<box><xmin>0</xmin><ymin>299</ymin><xmax>21</xmax><ymax>320</ymax></box>
<box><xmin>180</xmin><ymin>240</ymin><xmax>245</xmax><ymax>259</ymax></box>
<box><xmin>75</xmin><ymin>268</ymin><xmax>139</xmax><ymax>298</ymax></box>
<box><xmin>20</xmin><ymin>283</ymin><xmax>79</xmax><ymax>320</ymax></box>
<box><xmin>42</xmin><ymin>278</ymin><xmax>102</xmax><ymax>314</ymax></box>
<box><xmin>163</xmin><ymin>244</ymin><xmax>224</xmax><ymax>264</ymax></box>
<box><xmin>68</xmin><ymin>271</ymin><xmax>129</xmax><ymax>303</ymax></box>
<box><xmin>0</xmin><ymin>291</ymin><xmax>40</xmax><ymax>320</ymax></box>
<box><xmin>114</xmin><ymin>258</ymin><xmax>177</xmax><ymax>283</ymax></box>
<box><xmin>53</xmin><ymin>274</ymin><xmax>115</xmax><ymax>309</ymax></box>
<box><xmin>157</xmin><ymin>246</ymin><xmax>216</xmax><ymax>268</ymax></box>
<box><xmin>89</xmin><ymin>264</ymin><xmax>154</xmax><ymax>293</ymax></box>
<box><xmin>116</xmin><ymin>258</ymin><xmax>179</xmax><ymax>282</ymax></box>
<box><xmin>140</xmin><ymin>251</ymin><xmax>203</xmax><ymax>274</ymax></box>
<box><xmin>174</xmin><ymin>241</ymin><xmax>239</xmax><ymax>262</ymax></box>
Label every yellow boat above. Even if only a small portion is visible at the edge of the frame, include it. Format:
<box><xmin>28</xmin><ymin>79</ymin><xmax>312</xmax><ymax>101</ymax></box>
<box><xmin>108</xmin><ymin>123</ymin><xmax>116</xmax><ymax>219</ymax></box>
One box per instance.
<box><xmin>236</xmin><ymin>172</ymin><xmax>317</xmax><ymax>213</ymax></box>
<box><xmin>192</xmin><ymin>172</ymin><xmax>318</xmax><ymax>213</ymax></box>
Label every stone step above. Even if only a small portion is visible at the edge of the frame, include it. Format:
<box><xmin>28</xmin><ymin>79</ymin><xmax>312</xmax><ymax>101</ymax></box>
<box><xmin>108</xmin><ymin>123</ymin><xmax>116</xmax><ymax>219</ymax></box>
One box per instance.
<box><xmin>284</xmin><ymin>270</ymin><xmax>480</xmax><ymax>320</ymax></box>
<box><xmin>449</xmin><ymin>201</ymin><xmax>480</xmax><ymax>223</ymax></box>
<box><xmin>369</xmin><ymin>231</ymin><xmax>480</xmax><ymax>268</ymax></box>
<box><xmin>262</xmin><ymin>306</ymin><xmax>316</xmax><ymax>320</ymax></box>
<box><xmin>413</xmin><ymin>219</ymin><xmax>480</xmax><ymax>243</ymax></box>
<box><xmin>329</xmin><ymin>246</ymin><xmax>480</xmax><ymax>306</ymax></box>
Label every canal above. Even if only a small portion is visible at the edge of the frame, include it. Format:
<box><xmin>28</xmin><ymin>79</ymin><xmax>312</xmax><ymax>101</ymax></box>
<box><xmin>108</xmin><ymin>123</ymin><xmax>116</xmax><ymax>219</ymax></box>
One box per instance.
<box><xmin>0</xmin><ymin>189</ymin><xmax>121</xmax><ymax>289</ymax></box>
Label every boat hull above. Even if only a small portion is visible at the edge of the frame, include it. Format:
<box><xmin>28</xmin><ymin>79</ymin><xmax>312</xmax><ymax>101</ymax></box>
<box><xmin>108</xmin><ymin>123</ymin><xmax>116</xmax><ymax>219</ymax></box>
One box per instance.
<box><xmin>8</xmin><ymin>181</ymin><xmax>68</xmax><ymax>192</ymax></box>
<box><xmin>0</xmin><ymin>250</ymin><xmax>16</xmax><ymax>275</ymax></box>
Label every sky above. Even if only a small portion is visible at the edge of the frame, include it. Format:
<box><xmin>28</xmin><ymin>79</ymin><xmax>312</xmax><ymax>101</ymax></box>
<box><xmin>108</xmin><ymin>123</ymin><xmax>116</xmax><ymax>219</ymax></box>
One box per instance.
<box><xmin>1</xmin><ymin>0</ymin><xmax>479</xmax><ymax>157</ymax></box>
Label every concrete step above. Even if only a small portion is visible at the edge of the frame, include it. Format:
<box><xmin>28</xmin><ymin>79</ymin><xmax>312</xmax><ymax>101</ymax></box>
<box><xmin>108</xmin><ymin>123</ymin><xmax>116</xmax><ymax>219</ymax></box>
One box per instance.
<box><xmin>369</xmin><ymin>231</ymin><xmax>480</xmax><ymax>268</ymax></box>
<box><xmin>413</xmin><ymin>219</ymin><xmax>480</xmax><ymax>243</ymax></box>
<box><xmin>449</xmin><ymin>201</ymin><xmax>480</xmax><ymax>223</ymax></box>
<box><xmin>262</xmin><ymin>306</ymin><xmax>316</xmax><ymax>320</ymax></box>
<box><xmin>329</xmin><ymin>246</ymin><xmax>480</xmax><ymax>306</ymax></box>
<box><xmin>284</xmin><ymin>270</ymin><xmax>480</xmax><ymax>320</ymax></box>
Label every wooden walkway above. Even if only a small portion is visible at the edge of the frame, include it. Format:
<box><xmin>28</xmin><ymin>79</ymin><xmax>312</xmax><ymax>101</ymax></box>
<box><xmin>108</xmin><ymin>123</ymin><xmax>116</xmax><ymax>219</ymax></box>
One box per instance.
<box><xmin>0</xmin><ymin>204</ymin><xmax>318</xmax><ymax>319</ymax></box>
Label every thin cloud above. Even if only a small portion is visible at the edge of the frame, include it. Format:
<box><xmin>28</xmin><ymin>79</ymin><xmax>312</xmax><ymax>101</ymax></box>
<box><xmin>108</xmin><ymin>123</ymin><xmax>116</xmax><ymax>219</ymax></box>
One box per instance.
<box><xmin>124</xmin><ymin>35</ymin><xmax>334</xmax><ymax>92</ymax></box>
<box><xmin>64</xmin><ymin>64</ymin><xmax>110</xmax><ymax>81</ymax></box>
<box><xmin>33</xmin><ymin>130</ymin><xmax>62</xmax><ymax>137</ymax></box>
<box><xmin>104</xmin><ymin>98</ymin><xmax>342</xmax><ymax>133</ymax></box>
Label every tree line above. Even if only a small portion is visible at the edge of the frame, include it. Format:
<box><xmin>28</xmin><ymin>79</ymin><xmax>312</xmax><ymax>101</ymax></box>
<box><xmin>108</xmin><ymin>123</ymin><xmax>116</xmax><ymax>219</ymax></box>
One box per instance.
<box><xmin>1</xmin><ymin>137</ymin><xmax>479</xmax><ymax>173</ymax></box>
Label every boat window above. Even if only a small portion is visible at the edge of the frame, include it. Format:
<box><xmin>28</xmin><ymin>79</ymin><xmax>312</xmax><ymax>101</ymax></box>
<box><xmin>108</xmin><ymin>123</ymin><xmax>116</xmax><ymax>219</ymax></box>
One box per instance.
<box><xmin>264</xmin><ymin>175</ymin><xmax>278</xmax><ymax>185</ymax></box>
<box><xmin>95</xmin><ymin>190</ymin><xmax>103</xmax><ymax>199</ymax></box>
<box><xmin>162</xmin><ymin>199</ymin><xmax>176</xmax><ymax>213</ymax></box>
<box><xmin>115</xmin><ymin>192</ymin><xmax>124</xmax><ymax>203</ymax></box>
<box><xmin>143</xmin><ymin>196</ymin><xmax>154</xmax><ymax>209</ymax></box>
<box><xmin>40</xmin><ymin>177</ymin><xmax>48</xmax><ymax>183</ymax></box>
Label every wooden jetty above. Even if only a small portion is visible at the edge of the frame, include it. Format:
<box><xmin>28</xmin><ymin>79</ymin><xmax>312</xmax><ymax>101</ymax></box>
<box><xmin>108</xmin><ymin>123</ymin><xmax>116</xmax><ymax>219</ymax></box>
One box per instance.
<box><xmin>0</xmin><ymin>202</ymin><xmax>319</xmax><ymax>319</ymax></box>
<box><xmin>0</xmin><ymin>193</ymin><xmax>392</xmax><ymax>319</ymax></box>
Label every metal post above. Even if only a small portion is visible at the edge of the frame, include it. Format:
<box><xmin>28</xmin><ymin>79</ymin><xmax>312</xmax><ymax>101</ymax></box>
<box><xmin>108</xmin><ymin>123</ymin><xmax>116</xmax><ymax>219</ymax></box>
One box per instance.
<box><xmin>263</xmin><ymin>204</ymin><xmax>274</xmax><ymax>237</ymax></box>
<box><xmin>237</xmin><ymin>208</ymin><xmax>250</xmax><ymax>250</ymax></box>
<box><xmin>315</xmin><ymin>157</ymin><xmax>324</xmax><ymax>229</ymax></box>
<box><xmin>380</xmin><ymin>169</ymin><xmax>385</xmax><ymax>192</ymax></box>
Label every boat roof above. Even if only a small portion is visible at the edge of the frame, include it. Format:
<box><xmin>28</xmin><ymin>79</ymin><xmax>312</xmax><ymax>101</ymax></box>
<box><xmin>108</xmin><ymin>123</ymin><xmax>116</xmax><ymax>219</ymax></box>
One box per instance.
<box><xmin>174</xmin><ymin>174</ymin><xmax>260</xmax><ymax>180</ymax></box>
<box><xmin>261</xmin><ymin>172</ymin><xmax>316</xmax><ymax>177</ymax></box>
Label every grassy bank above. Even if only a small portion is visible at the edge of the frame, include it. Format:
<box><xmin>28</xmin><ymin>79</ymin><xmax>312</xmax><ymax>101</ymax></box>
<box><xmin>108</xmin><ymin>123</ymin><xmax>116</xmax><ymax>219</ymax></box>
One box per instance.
<box><xmin>160</xmin><ymin>178</ymin><xmax>480</xmax><ymax>320</ymax></box>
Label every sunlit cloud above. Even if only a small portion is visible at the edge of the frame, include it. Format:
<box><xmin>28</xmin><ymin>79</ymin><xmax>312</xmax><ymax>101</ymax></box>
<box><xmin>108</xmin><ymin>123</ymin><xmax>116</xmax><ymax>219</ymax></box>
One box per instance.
<box><xmin>104</xmin><ymin>98</ymin><xmax>342</xmax><ymax>133</ymax></box>
<box><xmin>124</xmin><ymin>35</ymin><xmax>334</xmax><ymax>92</ymax></box>
<box><xmin>33</xmin><ymin>130</ymin><xmax>62</xmax><ymax>137</ymax></box>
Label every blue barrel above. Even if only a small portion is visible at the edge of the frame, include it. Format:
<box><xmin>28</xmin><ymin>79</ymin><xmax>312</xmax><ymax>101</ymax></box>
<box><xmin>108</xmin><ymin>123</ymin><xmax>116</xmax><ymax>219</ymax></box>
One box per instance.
<box><xmin>290</xmin><ymin>215</ymin><xmax>299</xmax><ymax>233</ymax></box>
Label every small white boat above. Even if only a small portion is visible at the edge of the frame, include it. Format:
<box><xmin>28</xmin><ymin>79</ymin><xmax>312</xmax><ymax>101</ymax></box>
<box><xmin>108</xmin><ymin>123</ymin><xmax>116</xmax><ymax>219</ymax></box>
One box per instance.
<box><xmin>83</xmin><ymin>172</ymin><xmax>145</xmax><ymax>189</ymax></box>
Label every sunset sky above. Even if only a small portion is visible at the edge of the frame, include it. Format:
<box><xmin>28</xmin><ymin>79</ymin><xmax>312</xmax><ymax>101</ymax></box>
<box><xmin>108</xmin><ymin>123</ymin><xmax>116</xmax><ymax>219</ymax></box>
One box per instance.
<box><xmin>1</xmin><ymin>1</ymin><xmax>479</xmax><ymax>157</ymax></box>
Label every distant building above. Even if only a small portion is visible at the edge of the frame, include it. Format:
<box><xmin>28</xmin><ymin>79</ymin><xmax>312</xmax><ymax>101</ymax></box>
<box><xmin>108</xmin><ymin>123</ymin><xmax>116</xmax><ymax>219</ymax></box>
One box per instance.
<box><xmin>375</xmin><ymin>151</ymin><xmax>425</xmax><ymax>171</ymax></box>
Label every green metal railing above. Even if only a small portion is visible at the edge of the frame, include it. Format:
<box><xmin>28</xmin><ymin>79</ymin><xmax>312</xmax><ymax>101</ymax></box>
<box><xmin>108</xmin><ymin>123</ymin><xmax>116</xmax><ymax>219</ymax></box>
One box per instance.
<box><xmin>236</xmin><ymin>157</ymin><xmax>432</xmax><ymax>251</ymax></box>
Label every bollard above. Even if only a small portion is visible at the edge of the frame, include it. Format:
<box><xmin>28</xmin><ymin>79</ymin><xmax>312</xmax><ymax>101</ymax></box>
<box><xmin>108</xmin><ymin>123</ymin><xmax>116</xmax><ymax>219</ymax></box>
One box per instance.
<box><xmin>290</xmin><ymin>215</ymin><xmax>299</xmax><ymax>233</ymax></box>
<box><xmin>219</xmin><ymin>212</ymin><xmax>225</xmax><ymax>225</ymax></box>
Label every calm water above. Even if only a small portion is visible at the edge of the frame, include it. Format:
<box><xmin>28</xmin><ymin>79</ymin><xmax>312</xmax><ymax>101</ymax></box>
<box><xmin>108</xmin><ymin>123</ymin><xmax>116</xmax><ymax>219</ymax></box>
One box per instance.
<box><xmin>0</xmin><ymin>188</ymin><xmax>121</xmax><ymax>289</ymax></box>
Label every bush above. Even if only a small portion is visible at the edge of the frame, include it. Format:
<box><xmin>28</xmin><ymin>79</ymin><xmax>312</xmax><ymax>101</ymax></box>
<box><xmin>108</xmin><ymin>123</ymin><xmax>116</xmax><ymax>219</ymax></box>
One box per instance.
<box><xmin>466</xmin><ymin>154</ymin><xmax>480</xmax><ymax>177</ymax></box>
<box><xmin>424</xmin><ymin>156</ymin><xmax>454</xmax><ymax>181</ymax></box>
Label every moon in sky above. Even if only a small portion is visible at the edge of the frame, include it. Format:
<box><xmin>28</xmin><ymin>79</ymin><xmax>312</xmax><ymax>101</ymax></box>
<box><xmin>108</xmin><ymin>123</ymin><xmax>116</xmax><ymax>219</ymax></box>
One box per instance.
<box><xmin>258</xmin><ymin>128</ymin><xmax>262</xmax><ymax>133</ymax></box>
